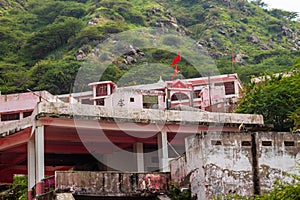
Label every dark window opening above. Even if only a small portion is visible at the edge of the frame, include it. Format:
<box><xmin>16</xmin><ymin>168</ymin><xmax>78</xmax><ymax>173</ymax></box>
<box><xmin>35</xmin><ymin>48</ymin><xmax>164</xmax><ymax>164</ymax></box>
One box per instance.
<box><xmin>96</xmin><ymin>85</ymin><xmax>108</xmax><ymax>97</ymax></box>
<box><xmin>143</xmin><ymin>95</ymin><xmax>158</xmax><ymax>109</ymax></box>
<box><xmin>262</xmin><ymin>141</ymin><xmax>272</xmax><ymax>146</ymax></box>
<box><xmin>224</xmin><ymin>81</ymin><xmax>235</xmax><ymax>95</ymax></box>
<box><xmin>130</xmin><ymin>97</ymin><xmax>135</xmax><ymax>102</ymax></box>
<box><xmin>23</xmin><ymin>111</ymin><xmax>33</xmax><ymax>118</ymax></box>
<box><xmin>171</xmin><ymin>93</ymin><xmax>189</xmax><ymax>101</ymax></box>
<box><xmin>241</xmin><ymin>141</ymin><xmax>251</xmax><ymax>146</ymax></box>
<box><xmin>193</xmin><ymin>90</ymin><xmax>201</xmax><ymax>98</ymax></box>
<box><xmin>96</xmin><ymin>98</ymin><xmax>105</xmax><ymax>106</ymax></box>
<box><xmin>211</xmin><ymin>140</ymin><xmax>222</xmax><ymax>145</ymax></box>
<box><xmin>1</xmin><ymin>113</ymin><xmax>20</xmax><ymax>121</ymax></box>
<box><xmin>284</xmin><ymin>141</ymin><xmax>295</xmax><ymax>147</ymax></box>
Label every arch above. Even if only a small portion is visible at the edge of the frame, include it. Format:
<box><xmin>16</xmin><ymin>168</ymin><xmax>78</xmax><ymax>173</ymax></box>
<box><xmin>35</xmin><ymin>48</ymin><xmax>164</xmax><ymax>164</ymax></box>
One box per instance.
<box><xmin>171</xmin><ymin>92</ymin><xmax>189</xmax><ymax>101</ymax></box>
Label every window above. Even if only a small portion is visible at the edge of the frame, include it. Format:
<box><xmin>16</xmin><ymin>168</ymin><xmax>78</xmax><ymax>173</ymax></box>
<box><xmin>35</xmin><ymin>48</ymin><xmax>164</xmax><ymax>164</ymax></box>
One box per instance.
<box><xmin>262</xmin><ymin>141</ymin><xmax>272</xmax><ymax>146</ymax></box>
<box><xmin>211</xmin><ymin>140</ymin><xmax>222</xmax><ymax>145</ymax></box>
<box><xmin>284</xmin><ymin>141</ymin><xmax>295</xmax><ymax>147</ymax></box>
<box><xmin>130</xmin><ymin>97</ymin><xmax>135</xmax><ymax>102</ymax></box>
<box><xmin>224</xmin><ymin>81</ymin><xmax>235</xmax><ymax>95</ymax></box>
<box><xmin>96</xmin><ymin>85</ymin><xmax>107</xmax><ymax>96</ymax></box>
<box><xmin>96</xmin><ymin>98</ymin><xmax>105</xmax><ymax>106</ymax></box>
<box><xmin>1</xmin><ymin>113</ymin><xmax>20</xmax><ymax>121</ymax></box>
<box><xmin>193</xmin><ymin>90</ymin><xmax>201</xmax><ymax>98</ymax></box>
<box><xmin>23</xmin><ymin>111</ymin><xmax>33</xmax><ymax>118</ymax></box>
<box><xmin>171</xmin><ymin>93</ymin><xmax>189</xmax><ymax>101</ymax></box>
<box><xmin>241</xmin><ymin>141</ymin><xmax>251</xmax><ymax>146</ymax></box>
<box><xmin>143</xmin><ymin>95</ymin><xmax>158</xmax><ymax>109</ymax></box>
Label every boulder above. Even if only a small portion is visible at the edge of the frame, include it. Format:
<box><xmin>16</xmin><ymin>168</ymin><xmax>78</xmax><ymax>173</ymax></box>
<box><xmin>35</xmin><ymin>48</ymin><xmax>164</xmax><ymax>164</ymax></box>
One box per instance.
<box><xmin>75</xmin><ymin>49</ymin><xmax>86</xmax><ymax>61</ymax></box>
<box><xmin>261</xmin><ymin>44</ymin><xmax>270</xmax><ymax>50</ymax></box>
<box><xmin>249</xmin><ymin>35</ymin><xmax>260</xmax><ymax>44</ymax></box>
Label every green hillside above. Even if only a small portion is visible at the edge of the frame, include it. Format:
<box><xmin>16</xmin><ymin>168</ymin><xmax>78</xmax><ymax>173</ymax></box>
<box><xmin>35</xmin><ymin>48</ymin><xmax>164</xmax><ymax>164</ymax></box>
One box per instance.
<box><xmin>0</xmin><ymin>0</ymin><xmax>300</xmax><ymax>95</ymax></box>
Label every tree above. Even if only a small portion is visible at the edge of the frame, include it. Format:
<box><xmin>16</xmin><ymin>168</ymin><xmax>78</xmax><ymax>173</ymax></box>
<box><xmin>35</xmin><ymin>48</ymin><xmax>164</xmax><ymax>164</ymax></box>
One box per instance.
<box><xmin>269</xmin><ymin>8</ymin><xmax>299</xmax><ymax>20</ymax></box>
<box><xmin>23</xmin><ymin>17</ymin><xmax>84</xmax><ymax>60</ymax></box>
<box><xmin>236</xmin><ymin>72</ymin><xmax>300</xmax><ymax>131</ymax></box>
<box><xmin>251</xmin><ymin>0</ymin><xmax>268</xmax><ymax>8</ymax></box>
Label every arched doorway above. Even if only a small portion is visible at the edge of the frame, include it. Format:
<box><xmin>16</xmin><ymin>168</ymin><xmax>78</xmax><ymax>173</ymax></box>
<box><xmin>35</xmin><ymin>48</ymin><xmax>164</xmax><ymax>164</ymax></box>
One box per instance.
<box><xmin>171</xmin><ymin>93</ymin><xmax>189</xmax><ymax>101</ymax></box>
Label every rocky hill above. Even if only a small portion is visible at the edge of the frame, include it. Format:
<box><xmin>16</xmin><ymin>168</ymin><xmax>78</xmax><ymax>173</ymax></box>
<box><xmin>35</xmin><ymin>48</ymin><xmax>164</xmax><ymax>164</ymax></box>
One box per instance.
<box><xmin>0</xmin><ymin>0</ymin><xmax>300</xmax><ymax>94</ymax></box>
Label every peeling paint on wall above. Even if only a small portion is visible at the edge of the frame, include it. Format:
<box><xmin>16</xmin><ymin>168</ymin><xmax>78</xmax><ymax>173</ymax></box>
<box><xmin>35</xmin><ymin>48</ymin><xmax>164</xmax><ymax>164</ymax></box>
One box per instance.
<box><xmin>55</xmin><ymin>171</ymin><xmax>170</xmax><ymax>197</ymax></box>
<box><xmin>170</xmin><ymin>132</ymin><xmax>300</xmax><ymax>199</ymax></box>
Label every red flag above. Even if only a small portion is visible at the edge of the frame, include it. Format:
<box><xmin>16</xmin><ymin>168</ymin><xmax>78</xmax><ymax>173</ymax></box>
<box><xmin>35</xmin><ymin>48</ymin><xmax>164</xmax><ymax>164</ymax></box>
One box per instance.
<box><xmin>232</xmin><ymin>52</ymin><xmax>238</xmax><ymax>63</ymax></box>
<box><xmin>172</xmin><ymin>65</ymin><xmax>178</xmax><ymax>79</ymax></box>
<box><xmin>170</xmin><ymin>52</ymin><xmax>181</xmax><ymax>66</ymax></box>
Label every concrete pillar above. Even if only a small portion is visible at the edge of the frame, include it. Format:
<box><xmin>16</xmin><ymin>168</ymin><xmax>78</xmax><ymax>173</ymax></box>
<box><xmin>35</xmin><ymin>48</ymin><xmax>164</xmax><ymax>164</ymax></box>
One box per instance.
<box><xmin>20</xmin><ymin>112</ymin><xmax>24</xmax><ymax>119</ymax></box>
<box><xmin>234</xmin><ymin>80</ymin><xmax>239</xmax><ymax>96</ymax></box>
<box><xmin>157</xmin><ymin>131</ymin><xmax>169</xmax><ymax>172</ymax></box>
<box><xmin>92</xmin><ymin>86</ymin><xmax>97</xmax><ymax>105</ymax></box>
<box><xmin>134</xmin><ymin>142</ymin><xmax>144</xmax><ymax>172</ymax></box>
<box><xmin>35</xmin><ymin>126</ymin><xmax>45</xmax><ymax>196</ymax></box>
<box><xmin>27</xmin><ymin>135</ymin><xmax>35</xmax><ymax>200</ymax></box>
<box><xmin>107</xmin><ymin>83</ymin><xmax>111</xmax><ymax>95</ymax></box>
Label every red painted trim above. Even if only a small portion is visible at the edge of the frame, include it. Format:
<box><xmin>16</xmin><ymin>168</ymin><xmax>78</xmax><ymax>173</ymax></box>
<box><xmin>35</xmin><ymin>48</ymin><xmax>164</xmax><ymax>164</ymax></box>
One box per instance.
<box><xmin>28</xmin><ymin>189</ymin><xmax>33</xmax><ymax>200</ymax></box>
<box><xmin>36</xmin><ymin>181</ymin><xmax>44</xmax><ymax>195</ymax></box>
<box><xmin>0</xmin><ymin>127</ymin><xmax>31</xmax><ymax>151</ymax></box>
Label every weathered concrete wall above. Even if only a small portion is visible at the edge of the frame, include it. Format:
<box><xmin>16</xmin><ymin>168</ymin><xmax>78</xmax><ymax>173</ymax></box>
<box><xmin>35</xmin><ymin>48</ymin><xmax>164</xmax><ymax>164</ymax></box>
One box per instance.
<box><xmin>55</xmin><ymin>171</ymin><xmax>170</xmax><ymax>197</ymax></box>
<box><xmin>258</xmin><ymin>132</ymin><xmax>300</xmax><ymax>193</ymax></box>
<box><xmin>185</xmin><ymin>134</ymin><xmax>206</xmax><ymax>199</ymax></box>
<box><xmin>170</xmin><ymin>132</ymin><xmax>300</xmax><ymax>199</ymax></box>
<box><xmin>37</xmin><ymin>102</ymin><xmax>264</xmax><ymax>125</ymax></box>
<box><xmin>170</xmin><ymin>156</ymin><xmax>187</xmax><ymax>187</ymax></box>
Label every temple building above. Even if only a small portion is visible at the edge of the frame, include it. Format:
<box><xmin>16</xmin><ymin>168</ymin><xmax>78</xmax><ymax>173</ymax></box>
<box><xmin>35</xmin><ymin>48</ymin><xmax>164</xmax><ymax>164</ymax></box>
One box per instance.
<box><xmin>1</xmin><ymin>73</ymin><xmax>283</xmax><ymax>200</ymax></box>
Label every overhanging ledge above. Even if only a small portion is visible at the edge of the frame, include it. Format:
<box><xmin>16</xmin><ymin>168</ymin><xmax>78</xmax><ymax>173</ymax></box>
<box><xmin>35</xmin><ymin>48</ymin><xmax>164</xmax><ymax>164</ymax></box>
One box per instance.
<box><xmin>36</xmin><ymin>102</ymin><xmax>264</xmax><ymax>126</ymax></box>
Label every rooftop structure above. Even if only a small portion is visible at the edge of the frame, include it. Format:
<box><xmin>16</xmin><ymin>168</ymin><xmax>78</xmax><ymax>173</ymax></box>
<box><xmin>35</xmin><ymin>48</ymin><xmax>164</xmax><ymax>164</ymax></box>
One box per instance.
<box><xmin>87</xmin><ymin>73</ymin><xmax>242</xmax><ymax>112</ymax></box>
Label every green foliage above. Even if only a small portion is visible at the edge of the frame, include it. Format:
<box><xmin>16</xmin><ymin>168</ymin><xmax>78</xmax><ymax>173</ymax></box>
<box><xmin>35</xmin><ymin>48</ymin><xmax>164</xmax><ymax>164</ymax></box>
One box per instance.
<box><xmin>168</xmin><ymin>184</ymin><xmax>196</xmax><ymax>200</ymax></box>
<box><xmin>27</xmin><ymin>0</ymin><xmax>87</xmax><ymax>26</ymax></box>
<box><xmin>23</xmin><ymin>17</ymin><xmax>84</xmax><ymax>60</ymax></box>
<box><xmin>1</xmin><ymin>0</ymin><xmax>300</xmax><ymax>95</ymax></box>
<box><xmin>255</xmin><ymin>181</ymin><xmax>300</xmax><ymax>199</ymax></box>
<box><xmin>0</xmin><ymin>175</ymin><xmax>27</xmax><ymax>200</ymax></box>
<box><xmin>269</xmin><ymin>8</ymin><xmax>299</xmax><ymax>21</ymax></box>
<box><xmin>28</xmin><ymin>58</ymin><xmax>81</xmax><ymax>94</ymax></box>
<box><xmin>236</xmin><ymin>72</ymin><xmax>300</xmax><ymax>131</ymax></box>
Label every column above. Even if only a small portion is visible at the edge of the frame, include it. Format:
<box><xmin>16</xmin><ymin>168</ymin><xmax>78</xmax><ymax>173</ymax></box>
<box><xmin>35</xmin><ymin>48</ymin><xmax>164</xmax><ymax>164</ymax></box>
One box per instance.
<box><xmin>107</xmin><ymin>83</ymin><xmax>111</xmax><ymax>95</ymax></box>
<box><xmin>134</xmin><ymin>143</ymin><xmax>144</xmax><ymax>172</ymax></box>
<box><xmin>20</xmin><ymin>112</ymin><xmax>24</xmax><ymax>119</ymax></box>
<box><xmin>157</xmin><ymin>131</ymin><xmax>169</xmax><ymax>172</ymax></box>
<box><xmin>92</xmin><ymin>85</ymin><xmax>97</xmax><ymax>105</ymax></box>
<box><xmin>234</xmin><ymin>81</ymin><xmax>239</xmax><ymax>96</ymax></box>
<box><xmin>35</xmin><ymin>126</ymin><xmax>45</xmax><ymax>196</ymax></box>
<box><xmin>27</xmin><ymin>135</ymin><xmax>35</xmax><ymax>200</ymax></box>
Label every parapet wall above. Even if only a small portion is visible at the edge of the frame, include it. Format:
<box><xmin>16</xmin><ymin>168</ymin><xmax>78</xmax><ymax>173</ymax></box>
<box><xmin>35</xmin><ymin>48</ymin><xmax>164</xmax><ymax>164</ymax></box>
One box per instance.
<box><xmin>170</xmin><ymin>132</ymin><xmax>300</xmax><ymax>199</ymax></box>
<box><xmin>55</xmin><ymin>171</ymin><xmax>170</xmax><ymax>197</ymax></box>
<box><xmin>37</xmin><ymin>102</ymin><xmax>264</xmax><ymax>125</ymax></box>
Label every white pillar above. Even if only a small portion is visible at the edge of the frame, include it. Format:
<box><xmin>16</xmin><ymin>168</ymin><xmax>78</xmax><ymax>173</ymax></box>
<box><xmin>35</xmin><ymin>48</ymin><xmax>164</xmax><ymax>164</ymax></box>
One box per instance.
<box><xmin>92</xmin><ymin>86</ymin><xmax>97</xmax><ymax>105</ymax></box>
<box><xmin>107</xmin><ymin>83</ymin><xmax>111</xmax><ymax>95</ymax></box>
<box><xmin>27</xmin><ymin>135</ymin><xmax>35</xmax><ymax>200</ymax></box>
<box><xmin>234</xmin><ymin>81</ymin><xmax>239</xmax><ymax>96</ymax></box>
<box><xmin>20</xmin><ymin>112</ymin><xmax>24</xmax><ymax>119</ymax></box>
<box><xmin>157</xmin><ymin>131</ymin><xmax>169</xmax><ymax>172</ymax></box>
<box><xmin>35</xmin><ymin>126</ymin><xmax>45</xmax><ymax>195</ymax></box>
<box><xmin>134</xmin><ymin>143</ymin><xmax>144</xmax><ymax>172</ymax></box>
